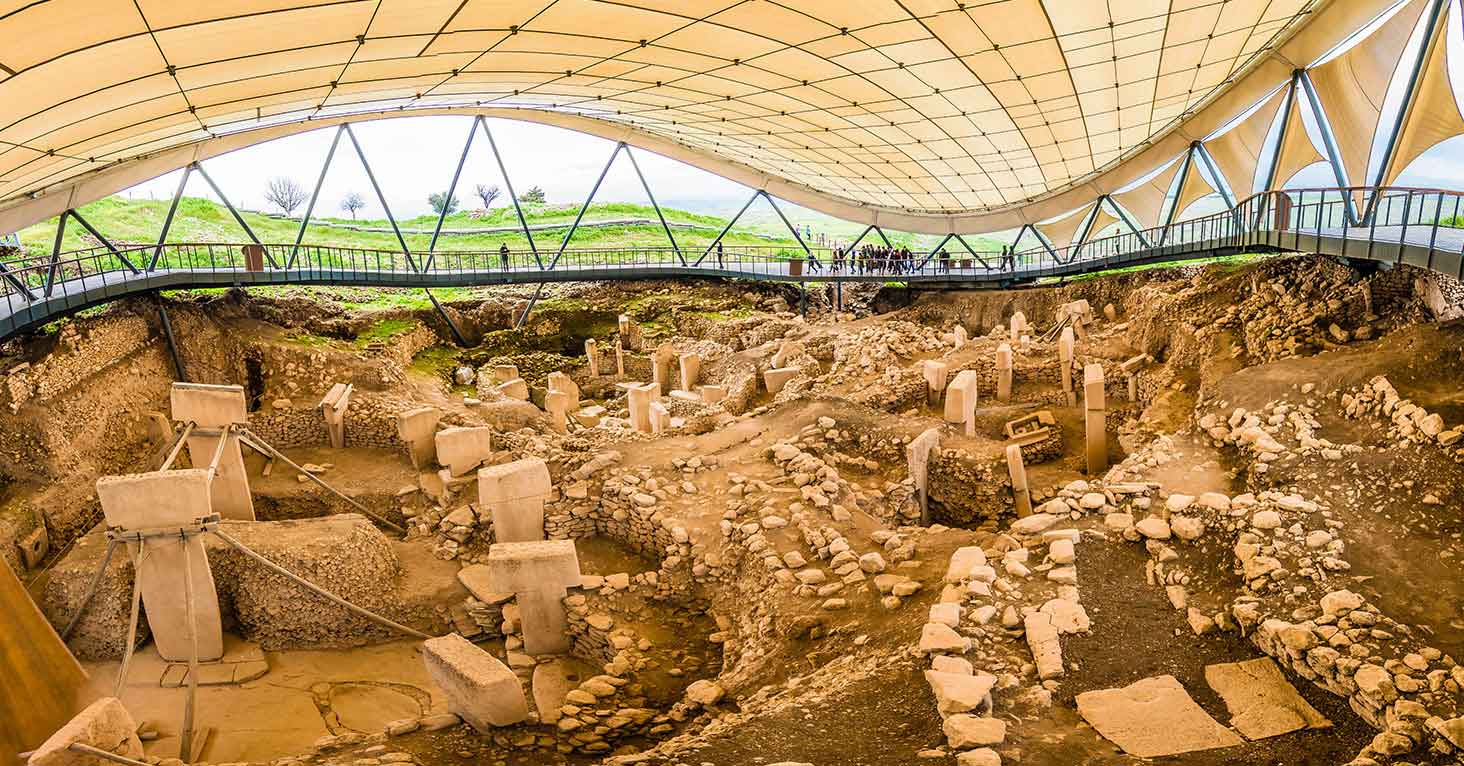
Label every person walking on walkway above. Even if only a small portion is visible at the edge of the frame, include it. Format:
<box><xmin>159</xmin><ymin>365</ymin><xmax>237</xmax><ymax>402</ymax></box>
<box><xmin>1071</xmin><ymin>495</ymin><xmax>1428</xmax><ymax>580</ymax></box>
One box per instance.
<box><xmin>717</xmin><ymin>241</ymin><xmax>725</xmax><ymax>268</ymax></box>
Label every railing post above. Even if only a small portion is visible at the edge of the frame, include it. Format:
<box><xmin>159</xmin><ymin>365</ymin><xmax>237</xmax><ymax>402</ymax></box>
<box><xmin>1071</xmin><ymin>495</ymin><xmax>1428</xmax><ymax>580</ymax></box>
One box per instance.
<box><xmin>1398</xmin><ymin>190</ymin><xmax>1414</xmax><ymax>263</ymax></box>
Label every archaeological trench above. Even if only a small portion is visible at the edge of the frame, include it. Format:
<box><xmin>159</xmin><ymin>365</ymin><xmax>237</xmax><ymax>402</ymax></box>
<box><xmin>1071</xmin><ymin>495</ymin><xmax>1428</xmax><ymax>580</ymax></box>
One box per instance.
<box><xmin>7</xmin><ymin>254</ymin><xmax>1464</xmax><ymax>766</ymax></box>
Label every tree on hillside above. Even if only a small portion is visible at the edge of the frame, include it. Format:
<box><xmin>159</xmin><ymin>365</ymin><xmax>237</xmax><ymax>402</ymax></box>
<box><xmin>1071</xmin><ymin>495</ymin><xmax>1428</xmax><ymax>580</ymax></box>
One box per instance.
<box><xmin>429</xmin><ymin>192</ymin><xmax>460</xmax><ymax>216</ymax></box>
<box><xmin>474</xmin><ymin>184</ymin><xmax>501</xmax><ymax>208</ymax></box>
<box><xmin>340</xmin><ymin>192</ymin><xmax>365</xmax><ymax>220</ymax></box>
<box><xmin>265</xmin><ymin>177</ymin><xmax>308</xmax><ymax>216</ymax></box>
<box><xmin>519</xmin><ymin>186</ymin><xmax>546</xmax><ymax>204</ymax></box>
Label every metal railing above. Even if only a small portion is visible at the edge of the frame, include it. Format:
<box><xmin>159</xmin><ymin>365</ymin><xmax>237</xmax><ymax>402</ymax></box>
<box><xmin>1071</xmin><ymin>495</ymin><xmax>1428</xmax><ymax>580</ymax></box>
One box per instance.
<box><xmin>4</xmin><ymin>186</ymin><xmax>1464</xmax><ymax>334</ymax></box>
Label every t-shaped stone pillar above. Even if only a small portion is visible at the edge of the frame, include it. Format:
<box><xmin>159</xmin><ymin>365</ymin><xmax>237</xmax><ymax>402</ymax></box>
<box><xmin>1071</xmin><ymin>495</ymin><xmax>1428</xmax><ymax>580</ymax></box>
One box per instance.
<box><xmin>584</xmin><ymin>339</ymin><xmax>600</xmax><ymax>377</ymax></box>
<box><xmin>486</xmin><ymin>540</ymin><xmax>582</xmax><ymax>655</ymax></box>
<box><xmin>651</xmin><ymin>344</ymin><xmax>677</xmax><ymax>394</ymax></box>
<box><xmin>478</xmin><ymin>457</ymin><xmax>552</xmax><ymax>543</ymax></box>
<box><xmin>626</xmin><ymin>382</ymin><xmax>658</xmax><ymax>434</ymax></box>
<box><xmin>1005</xmin><ymin>443</ymin><xmax>1032</xmax><ymax>517</ymax></box>
<box><xmin>944</xmin><ymin>370</ymin><xmax>979</xmax><ymax>436</ymax></box>
<box><xmin>1009</xmin><ymin>311</ymin><xmax>1026</xmax><ymax>342</ymax></box>
<box><xmin>1059</xmin><ymin>326</ymin><xmax>1076</xmax><ymax>406</ymax></box>
<box><xmin>1120</xmin><ymin>354</ymin><xmax>1148</xmax><ymax>402</ymax></box>
<box><xmin>544</xmin><ymin>391</ymin><xmax>570</xmax><ymax>434</ymax></box>
<box><xmin>952</xmin><ymin>325</ymin><xmax>968</xmax><ymax>349</ymax></box>
<box><xmin>170</xmin><ymin>383</ymin><xmax>253</xmax><ymax>521</ymax></box>
<box><xmin>906</xmin><ymin>427</ymin><xmax>942</xmax><ymax>525</ymax></box>
<box><xmin>922</xmin><ymin>360</ymin><xmax>948</xmax><ymax>405</ymax></box>
<box><xmin>679</xmin><ymin>353</ymin><xmax>701</xmax><ymax>391</ymax></box>
<box><xmin>995</xmin><ymin>343</ymin><xmax>1013</xmax><ymax>402</ymax></box>
<box><xmin>547</xmin><ymin>372</ymin><xmax>580</xmax><ymax>410</ymax></box>
<box><xmin>396</xmin><ymin>407</ymin><xmax>442</xmax><ymax>469</ymax></box>
<box><xmin>615</xmin><ymin>339</ymin><xmax>626</xmax><ymax>376</ymax></box>
<box><xmin>492</xmin><ymin>364</ymin><xmax>519</xmax><ymax>384</ymax></box>
<box><xmin>1083</xmin><ymin>363</ymin><xmax>1108</xmax><ymax>475</ymax></box>
<box><xmin>495</xmin><ymin>378</ymin><xmax>529</xmax><ymax>401</ymax></box>
<box><xmin>318</xmin><ymin>383</ymin><xmax>354</xmax><ymax>449</ymax></box>
<box><xmin>96</xmin><ymin>469</ymin><xmax>223</xmax><ymax>662</ymax></box>
<box><xmin>649</xmin><ymin>401</ymin><xmax>671</xmax><ymax>434</ymax></box>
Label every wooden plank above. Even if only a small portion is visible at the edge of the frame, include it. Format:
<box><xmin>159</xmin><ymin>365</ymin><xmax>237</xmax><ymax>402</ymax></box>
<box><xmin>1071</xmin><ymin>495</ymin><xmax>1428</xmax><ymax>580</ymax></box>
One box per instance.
<box><xmin>0</xmin><ymin>556</ymin><xmax>87</xmax><ymax>764</ymax></box>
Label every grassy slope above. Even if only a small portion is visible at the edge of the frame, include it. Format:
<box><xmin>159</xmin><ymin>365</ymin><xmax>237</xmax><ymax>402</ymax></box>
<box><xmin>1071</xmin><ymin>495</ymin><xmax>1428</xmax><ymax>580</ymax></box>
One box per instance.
<box><xmin>16</xmin><ymin>196</ymin><xmax>799</xmax><ymax>257</ymax></box>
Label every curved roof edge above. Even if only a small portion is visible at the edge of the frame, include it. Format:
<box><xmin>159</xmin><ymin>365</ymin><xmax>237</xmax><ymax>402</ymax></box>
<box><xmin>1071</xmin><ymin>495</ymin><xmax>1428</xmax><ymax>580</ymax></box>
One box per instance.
<box><xmin>0</xmin><ymin>0</ymin><xmax>1384</xmax><ymax>238</ymax></box>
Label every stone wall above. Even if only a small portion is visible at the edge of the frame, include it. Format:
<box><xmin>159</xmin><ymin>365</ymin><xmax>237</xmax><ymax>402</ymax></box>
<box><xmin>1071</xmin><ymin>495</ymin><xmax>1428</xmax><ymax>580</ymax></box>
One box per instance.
<box><xmin>42</xmin><ymin>515</ymin><xmax>443</xmax><ymax>659</ymax></box>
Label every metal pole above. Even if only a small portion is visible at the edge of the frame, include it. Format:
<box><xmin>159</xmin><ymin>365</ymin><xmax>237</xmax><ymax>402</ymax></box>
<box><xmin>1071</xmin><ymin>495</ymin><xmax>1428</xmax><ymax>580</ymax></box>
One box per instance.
<box><xmin>159</xmin><ymin>422</ymin><xmax>197</xmax><ymax>471</ymax></box>
<box><xmin>516</xmin><ymin>282</ymin><xmax>545</xmax><ymax>329</ymax></box>
<box><xmin>151</xmin><ymin>166</ymin><xmax>192</xmax><ymax>270</ymax></box>
<box><xmin>624</xmin><ymin>146</ymin><xmax>684</xmax><ymax>265</ymax></box>
<box><xmin>60</xmin><ymin>539</ymin><xmax>120</xmax><ymax>640</ymax></box>
<box><xmin>289</xmin><ymin>125</ymin><xmax>346</xmax><ymax>269</ymax></box>
<box><xmin>68</xmin><ymin>209</ymin><xmax>138</xmax><ymax>273</ymax></box>
<box><xmin>763</xmin><ymin>192</ymin><xmax>816</xmax><ymax>263</ymax></box>
<box><xmin>157</xmin><ymin>295</ymin><xmax>188</xmax><ymax>381</ymax></box>
<box><xmin>193</xmin><ymin>163</ymin><xmax>273</xmax><ymax>266</ymax></box>
<box><xmin>873</xmin><ymin>225</ymin><xmax>892</xmax><ymax>247</ymax></box>
<box><xmin>480</xmin><ymin>118</ymin><xmax>540</xmax><ymax>267</ymax></box>
<box><xmin>67</xmin><ymin>744</ymin><xmax>154</xmax><ymax>766</ymax></box>
<box><xmin>428</xmin><ymin>118</ymin><xmax>480</xmax><ymax>265</ymax></box>
<box><xmin>1299</xmin><ymin>71</ymin><xmax>1360</xmax><ymax>225</ymax></box>
<box><xmin>178</xmin><ymin>536</ymin><xmax>201</xmax><ymax>762</ymax></box>
<box><xmin>546</xmin><ymin>143</ymin><xmax>622</xmax><ymax>271</ymax></box>
<box><xmin>0</xmin><ymin>258</ymin><xmax>36</xmax><ymax>301</ymax></box>
<box><xmin>45</xmin><ymin>211</ymin><xmax>67</xmax><ymax>297</ymax></box>
<box><xmin>847</xmin><ymin>224</ymin><xmax>876</xmax><ymax>251</ymax></box>
<box><xmin>239</xmin><ymin>428</ymin><xmax>405</xmax><ymax>533</ymax></box>
<box><xmin>113</xmin><ymin>542</ymin><xmax>146</xmax><ymax>699</ymax></box>
<box><xmin>1195</xmin><ymin>145</ymin><xmax>1236</xmax><ymax>210</ymax></box>
<box><xmin>695</xmin><ymin>190</ymin><xmax>759</xmax><ymax>265</ymax></box>
<box><xmin>344</xmin><ymin>124</ymin><xmax>417</xmax><ymax>272</ymax></box>
<box><xmin>211</xmin><ymin>528</ymin><xmax>429</xmax><ymax>638</ymax></box>
<box><xmin>1369</xmin><ymin>0</ymin><xmax>1450</xmax><ymax>209</ymax></box>
<box><xmin>1160</xmin><ymin>149</ymin><xmax>1195</xmax><ymax>246</ymax></box>
<box><xmin>425</xmin><ymin>288</ymin><xmax>468</xmax><ymax>347</ymax></box>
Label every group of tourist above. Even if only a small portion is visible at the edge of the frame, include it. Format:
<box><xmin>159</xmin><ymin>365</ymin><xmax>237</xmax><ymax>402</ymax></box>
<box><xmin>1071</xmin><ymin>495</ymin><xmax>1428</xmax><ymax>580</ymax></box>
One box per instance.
<box><xmin>828</xmin><ymin>244</ymin><xmax>921</xmax><ymax>274</ymax></box>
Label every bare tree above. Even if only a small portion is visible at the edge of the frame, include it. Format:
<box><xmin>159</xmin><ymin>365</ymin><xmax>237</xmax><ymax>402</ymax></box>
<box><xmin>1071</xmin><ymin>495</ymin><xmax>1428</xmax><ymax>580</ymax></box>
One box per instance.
<box><xmin>265</xmin><ymin>177</ymin><xmax>309</xmax><ymax>217</ymax></box>
<box><xmin>474</xmin><ymin>183</ymin><xmax>502</xmax><ymax>209</ymax></box>
<box><xmin>340</xmin><ymin>192</ymin><xmax>365</xmax><ymax>220</ymax></box>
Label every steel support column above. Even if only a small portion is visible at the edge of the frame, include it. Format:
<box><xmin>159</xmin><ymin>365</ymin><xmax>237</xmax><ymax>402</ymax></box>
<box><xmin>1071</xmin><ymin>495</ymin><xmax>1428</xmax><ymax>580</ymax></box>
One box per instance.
<box><xmin>68</xmin><ymin>209</ymin><xmax>139</xmax><ymax>273</ymax></box>
<box><xmin>516</xmin><ymin>283</ymin><xmax>545</xmax><ymax>329</ymax></box>
<box><xmin>156</xmin><ymin>295</ymin><xmax>187</xmax><ymax>381</ymax></box>
<box><xmin>193</xmin><ymin>162</ymin><xmax>274</xmax><ymax>266</ymax></box>
<box><xmin>1298</xmin><ymin>70</ymin><xmax>1359</xmax><ymax>225</ymax></box>
<box><xmin>953</xmin><ymin>235</ymin><xmax>993</xmax><ymax>269</ymax></box>
<box><xmin>481</xmin><ymin>118</ymin><xmax>541</xmax><ymax>267</ymax></box>
<box><xmin>425</xmin><ymin>288</ymin><xmax>469</xmax><ymax>346</ymax></box>
<box><xmin>547</xmin><ymin>143</ymin><xmax>622</xmax><ymax>271</ymax></box>
<box><xmin>288</xmin><ymin>125</ymin><xmax>346</xmax><ymax>269</ymax></box>
<box><xmin>1368</xmin><ymin>0</ymin><xmax>1450</xmax><ymax>223</ymax></box>
<box><xmin>763</xmin><ymin>191</ymin><xmax>816</xmax><ymax>263</ymax></box>
<box><xmin>44</xmin><ymin>211</ymin><xmax>67</xmax><ymax>296</ymax></box>
<box><xmin>1256</xmin><ymin>74</ymin><xmax>1301</xmax><ymax>230</ymax></box>
<box><xmin>344</xmin><ymin>124</ymin><xmax>417</xmax><ymax>272</ymax></box>
<box><xmin>624</xmin><ymin>146</ymin><xmax>684</xmax><ymax>265</ymax></box>
<box><xmin>695</xmin><ymin>190</ymin><xmax>759</xmax><ymax>266</ymax></box>
<box><xmin>427</xmin><ymin>118</ymin><xmax>480</xmax><ymax>267</ymax></box>
<box><xmin>1194</xmin><ymin>144</ymin><xmax>1237</xmax><ymax>209</ymax></box>
<box><xmin>0</xmin><ymin>257</ymin><xmax>35</xmax><ymax>301</ymax></box>
<box><xmin>1160</xmin><ymin>148</ymin><xmax>1196</xmax><ymax>246</ymax></box>
<box><xmin>151</xmin><ymin>165</ymin><xmax>191</xmax><ymax>271</ymax></box>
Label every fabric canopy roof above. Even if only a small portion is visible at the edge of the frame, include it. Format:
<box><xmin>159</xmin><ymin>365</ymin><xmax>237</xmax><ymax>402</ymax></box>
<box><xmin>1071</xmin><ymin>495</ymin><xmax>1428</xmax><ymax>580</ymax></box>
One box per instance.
<box><xmin>0</xmin><ymin>0</ymin><xmax>1325</xmax><ymax>219</ymax></box>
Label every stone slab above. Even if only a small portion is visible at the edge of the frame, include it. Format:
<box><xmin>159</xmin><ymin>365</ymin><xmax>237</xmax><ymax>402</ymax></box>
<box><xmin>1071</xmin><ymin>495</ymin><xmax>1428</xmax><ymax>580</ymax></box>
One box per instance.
<box><xmin>27</xmin><ymin>697</ymin><xmax>142</xmax><ymax>766</ymax></box>
<box><xmin>96</xmin><ymin>469</ymin><xmax>223</xmax><ymax>663</ymax></box>
<box><xmin>435</xmin><ymin>427</ymin><xmax>493</xmax><ymax>477</ymax></box>
<box><xmin>1076</xmin><ymin>675</ymin><xmax>1243</xmax><ymax>758</ymax></box>
<box><xmin>421</xmin><ymin>633</ymin><xmax>527</xmax><ymax>730</ymax></box>
<box><xmin>1204</xmin><ymin>658</ymin><xmax>1330</xmax><ymax>740</ymax></box>
<box><xmin>478</xmin><ymin>458</ymin><xmax>552</xmax><ymax>543</ymax></box>
<box><xmin>485</xmin><ymin>540</ymin><xmax>581</xmax><ymax>593</ymax></box>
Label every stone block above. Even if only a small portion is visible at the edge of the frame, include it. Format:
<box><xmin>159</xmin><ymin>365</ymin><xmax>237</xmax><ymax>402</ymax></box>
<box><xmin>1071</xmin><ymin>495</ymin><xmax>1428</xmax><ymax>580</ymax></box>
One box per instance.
<box><xmin>944</xmin><ymin>370</ymin><xmax>979</xmax><ymax>435</ymax></box>
<box><xmin>396</xmin><ymin>407</ymin><xmax>443</xmax><ymax>469</ymax></box>
<box><xmin>421</xmin><ymin>633</ymin><xmax>528</xmax><ymax>730</ymax></box>
<box><xmin>764</xmin><ymin>367</ymin><xmax>799</xmax><ymax>394</ymax></box>
<box><xmin>679</xmin><ymin>353</ymin><xmax>701</xmax><ymax>391</ymax></box>
<box><xmin>27</xmin><ymin>698</ymin><xmax>143</xmax><ymax>766</ymax></box>
<box><xmin>996</xmin><ymin>343</ymin><xmax>1013</xmax><ymax>402</ymax></box>
<box><xmin>485</xmin><ymin>540</ymin><xmax>581</xmax><ymax>594</ymax></box>
<box><xmin>1076</xmin><ymin>675</ymin><xmax>1243</xmax><ymax>757</ymax></box>
<box><xmin>495</xmin><ymin>378</ymin><xmax>529</xmax><ymax>401</ymax></box>
<box><xmin>435</xmin><ymin>427</ymin><xmax>493</xmax><ymax>477</ymax></box>
<box><xmin>478</xmin><ymin>458</ymin><xmax>552</xmax><ymax>543</ymax></box>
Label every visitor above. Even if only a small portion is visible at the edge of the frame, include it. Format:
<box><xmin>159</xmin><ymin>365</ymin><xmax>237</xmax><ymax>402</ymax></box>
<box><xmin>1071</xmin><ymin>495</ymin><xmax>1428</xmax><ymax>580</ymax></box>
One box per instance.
<box><xmin>717</xmin><ymin>241</ymin><xmax>725</xmax><ymax>268</ymax></box>
<box><xmin>499</xmin><ymin>243</ymin><xmax>510</xmax><ymax>270</ymax></box>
